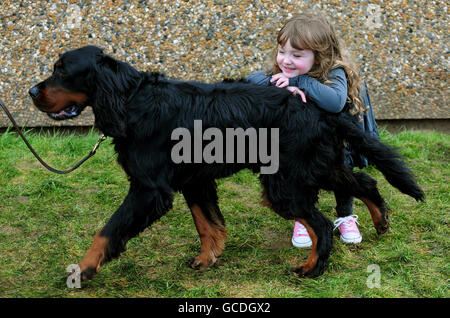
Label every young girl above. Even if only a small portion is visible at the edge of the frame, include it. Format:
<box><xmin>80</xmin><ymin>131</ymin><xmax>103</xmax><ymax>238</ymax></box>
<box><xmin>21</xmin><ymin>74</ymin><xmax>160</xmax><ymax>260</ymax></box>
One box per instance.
<box><xmin>246</xmin><ymin>12</ymin><xmax>379</xmax><ymax>247</ymax></box>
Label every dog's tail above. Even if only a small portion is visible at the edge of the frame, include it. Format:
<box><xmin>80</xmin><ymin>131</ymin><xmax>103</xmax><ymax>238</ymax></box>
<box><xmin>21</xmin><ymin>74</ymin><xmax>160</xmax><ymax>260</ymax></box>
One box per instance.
<box><xmin>328</xmin><ymin>114</ymin><xmax>425</xmax><ymax>202</ymax></box>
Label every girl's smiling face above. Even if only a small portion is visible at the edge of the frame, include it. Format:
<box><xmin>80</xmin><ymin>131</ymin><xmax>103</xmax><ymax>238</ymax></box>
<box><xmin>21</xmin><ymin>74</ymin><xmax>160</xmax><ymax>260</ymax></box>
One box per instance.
<box><xmin>276</xmin><ymin>41</ymin><xmax>315</xmax><ymax>78</ymax></box>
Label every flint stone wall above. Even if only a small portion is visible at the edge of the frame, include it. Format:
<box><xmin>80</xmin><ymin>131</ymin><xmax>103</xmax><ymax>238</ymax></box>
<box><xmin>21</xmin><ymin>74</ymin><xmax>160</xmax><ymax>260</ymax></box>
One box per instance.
<box><xmin>0</xmin><ymin>0</ymin><xmax>448</xmax><ymax>127</ymax></box>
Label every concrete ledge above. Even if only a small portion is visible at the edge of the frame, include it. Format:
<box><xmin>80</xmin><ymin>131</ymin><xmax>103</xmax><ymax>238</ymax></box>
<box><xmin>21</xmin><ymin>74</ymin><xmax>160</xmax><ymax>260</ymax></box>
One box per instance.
<box><xmin>0</xmin><ymin>1</ymin><xmax>447</xmax><ymax>126</ymax></box>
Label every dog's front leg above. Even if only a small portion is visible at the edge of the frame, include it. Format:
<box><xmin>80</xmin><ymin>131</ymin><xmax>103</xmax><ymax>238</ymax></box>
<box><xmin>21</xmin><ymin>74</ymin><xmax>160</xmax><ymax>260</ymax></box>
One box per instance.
<box><xmin>78</xmin><ymin>182</ymin><xmax>173</xmax><ymax>281</ymax></box>
<box><xmin>182</xmin><ymin>180</ymin><xmax>227</xmax><ymax>270</ymax></box>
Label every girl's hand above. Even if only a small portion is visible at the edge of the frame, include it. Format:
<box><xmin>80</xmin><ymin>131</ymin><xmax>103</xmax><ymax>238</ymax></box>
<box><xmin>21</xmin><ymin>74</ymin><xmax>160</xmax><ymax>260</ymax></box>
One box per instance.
<box><xmin>286</xmin><ymin>86</ymin><xmax>307</xmax><ymax>103</ymax></box>
<box><xmin>270</xmin><ymin>73</ymin><xmax>290</xmax><ymax>88</ymax></box>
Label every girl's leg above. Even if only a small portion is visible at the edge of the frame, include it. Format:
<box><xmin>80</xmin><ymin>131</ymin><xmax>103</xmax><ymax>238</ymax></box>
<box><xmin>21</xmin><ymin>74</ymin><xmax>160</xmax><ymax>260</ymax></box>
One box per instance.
<box><xmin>335</xmin><ymin>193</ymin><xmax>354</xmax><ymax>218</ymax></box>
<box><xmin>334</xmin><ymin>191</ymin><xmax>362</xmax><ymax>244</ymax></box>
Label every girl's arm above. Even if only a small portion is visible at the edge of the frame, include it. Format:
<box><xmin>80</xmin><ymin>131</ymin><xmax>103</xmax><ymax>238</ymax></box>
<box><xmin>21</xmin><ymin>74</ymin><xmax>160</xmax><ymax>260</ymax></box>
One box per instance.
<box><xmin>285</xmin><ymin>67</ymin><xmax>348</xmax><ymax>113</ymax></box>
<box><xmin>246</xmin><ymin>71</ymin><xmax>307</xmax><ymax>102</ymax></box>
<box><xmin>245</xmin><ymin>71</ymin><xmax>272</xmax><ymax>86</ymax></box>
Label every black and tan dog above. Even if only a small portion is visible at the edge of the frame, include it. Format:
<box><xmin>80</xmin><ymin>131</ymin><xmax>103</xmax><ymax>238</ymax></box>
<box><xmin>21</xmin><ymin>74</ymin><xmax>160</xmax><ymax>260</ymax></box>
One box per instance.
<box><xmin>29</xmin><ymin>46</ymin><xmax>424</xmax><ymax>282</ymax></box>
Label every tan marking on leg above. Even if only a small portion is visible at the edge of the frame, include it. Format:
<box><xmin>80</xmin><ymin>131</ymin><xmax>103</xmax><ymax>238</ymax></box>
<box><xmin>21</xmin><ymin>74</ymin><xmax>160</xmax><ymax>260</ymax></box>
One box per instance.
<box><xmin>296</xmin><ymin>218</ymin><xmax>318</xmax><ymax>273</ymax></box>
<box><xmin>190</xmin><ymin>204</ymin><xmax>227</xmax><ymax>270</ymax></box>
<box><xmin>360</xmin><ymin>197</ymin><xmax>382</xmax><ymax>225</ymax></box>
<box><xmin>360</xmin><ymin>197</ymin><xmax>389</xmax><ymax>234</ymax></box>
<box><xmin>79</xmin><ymin>229</ymin><xmax>109</xmax><ymax>279</ymax></box>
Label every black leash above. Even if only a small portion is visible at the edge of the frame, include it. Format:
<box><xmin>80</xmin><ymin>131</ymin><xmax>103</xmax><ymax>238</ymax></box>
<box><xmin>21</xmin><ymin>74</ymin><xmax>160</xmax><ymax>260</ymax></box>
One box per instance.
<box><xmin>0</xmin><ymin>99</ymin><xmax>106</xmax><ymax>174</ymax></box>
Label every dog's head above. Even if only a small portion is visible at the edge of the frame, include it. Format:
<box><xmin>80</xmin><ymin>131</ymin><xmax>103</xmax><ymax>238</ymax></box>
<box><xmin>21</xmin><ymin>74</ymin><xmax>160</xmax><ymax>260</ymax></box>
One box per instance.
<box><xmin>30</xmin><ymin>46</ymin><xmax>140</xmax><ymax>137</ymax></box>
<box><xmin>29</xmin><ymin>46</ymin><xmax>107</xmax><ymax>120</ymax></box>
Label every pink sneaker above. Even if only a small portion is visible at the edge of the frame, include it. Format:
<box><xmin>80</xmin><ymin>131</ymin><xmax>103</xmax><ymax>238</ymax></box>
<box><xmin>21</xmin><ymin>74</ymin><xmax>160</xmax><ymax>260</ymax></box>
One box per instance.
<box><xmin>291</xmin><ymin>221</ymin><xmax>312</xmax><ymax>248</ymax></box>
<box><xmin>334</xmin><ymin>215</ymin><xmax>362</xmax><ymax>244</ymax></box>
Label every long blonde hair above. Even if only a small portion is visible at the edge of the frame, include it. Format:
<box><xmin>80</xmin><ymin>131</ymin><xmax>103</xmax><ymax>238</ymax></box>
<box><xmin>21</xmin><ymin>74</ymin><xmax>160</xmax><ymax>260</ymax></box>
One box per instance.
<box><xmin>272</xmin><ymin>12</ymin><xmax>366</xmax><ymax>117</ymax></box>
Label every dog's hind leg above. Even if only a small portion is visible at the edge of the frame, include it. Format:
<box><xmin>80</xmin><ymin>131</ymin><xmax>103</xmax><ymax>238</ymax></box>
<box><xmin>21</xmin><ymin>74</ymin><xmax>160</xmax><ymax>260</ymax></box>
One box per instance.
<box><xmin>333</xmin><ymin>170</ymin><xmax>390</xmax><ymax>235</ymax></box>
<box><xmin>182</xmin><ymin>180</ymin><xmax>227</xmax><ymax>270</ymax></box>
<box><xmin>293</xmin><ymin>211</ymin><xmax>334</xmax><ymax>278</ymax></box>
<box><xmin>262</xmin><ymin>180</ymin><xmax>333</xmax><ymax>278</ymax></box>
<box><xmin>291</xmin><ymin>206</ymin><xmax>334</xmax><ymax>278</ymax></box>
<box><xmin>353</xmin><ymin>172</ymin><xmax>390</xmax><ymax>234</ymax></box>
<box><xmin>78</xmin><ymin>181</ymin><xmax>173</xmax><ymax>281</ymax></box>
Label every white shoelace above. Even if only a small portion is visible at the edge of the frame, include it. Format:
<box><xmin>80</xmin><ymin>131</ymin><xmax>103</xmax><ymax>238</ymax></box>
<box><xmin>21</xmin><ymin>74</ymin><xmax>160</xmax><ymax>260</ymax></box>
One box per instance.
<box><xmin>295</xmin><ymin>223</ymin><xmax>309</xmax><ymax>236</ymax></box>
<box><xmin>296</xmin><ymin>228</ymin><xmax>308</xmax><ymax>236</ymax></box>
<box><xmin>333</xmin><ymin>215</ymin><xmax>359</xmax><ymax>231</ymax></box>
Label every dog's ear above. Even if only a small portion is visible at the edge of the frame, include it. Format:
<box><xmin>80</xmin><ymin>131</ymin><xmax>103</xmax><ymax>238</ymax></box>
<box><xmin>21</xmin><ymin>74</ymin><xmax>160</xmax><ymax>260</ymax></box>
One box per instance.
<box><xmin>89</xmin><ymin>49</ymin><xmax>141</xmax><ymax>138</ymax></box>
<box><xmin>91</xmin><ymin>52</ymin><xmax>128</xmax><ymax>138</ymax></box>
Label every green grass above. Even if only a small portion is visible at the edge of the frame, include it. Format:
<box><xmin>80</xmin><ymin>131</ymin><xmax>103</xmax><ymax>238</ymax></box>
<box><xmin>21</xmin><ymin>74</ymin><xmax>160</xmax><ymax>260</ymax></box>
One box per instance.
<box><xmin>0</xmin><ymin>127</ymin><xmax>448</xmax><ymax>298</ymax></box>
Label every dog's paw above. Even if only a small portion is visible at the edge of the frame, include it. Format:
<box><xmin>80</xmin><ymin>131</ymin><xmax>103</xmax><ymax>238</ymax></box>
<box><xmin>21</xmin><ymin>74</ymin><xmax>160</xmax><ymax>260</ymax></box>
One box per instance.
<box><xmin>80</xmin><ymin>266</ymin><xmax>97</xmax><ymax>281</ymax></box>
<box><xmin>190</xmin><ymin>255</ymin><xmax>215</xmax><ymax>270</ymax></box>
<box><xmin>375</xmin><ymin>218</ymin><xmax>390</xmax><ymax>235</ymax></box>
<box><xmin>293</xmin><ymin>258</ymin><xmax>327</xmax><ymax>278</ymax></box>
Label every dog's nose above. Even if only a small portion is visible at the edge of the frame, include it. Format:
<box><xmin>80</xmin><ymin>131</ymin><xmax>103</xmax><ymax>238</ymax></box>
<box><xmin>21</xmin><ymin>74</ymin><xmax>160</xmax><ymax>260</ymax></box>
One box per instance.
<box><xmin>29</xmin><ymin>86</ymin><xmax>39</xmax><ymax>99</ymax></box>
